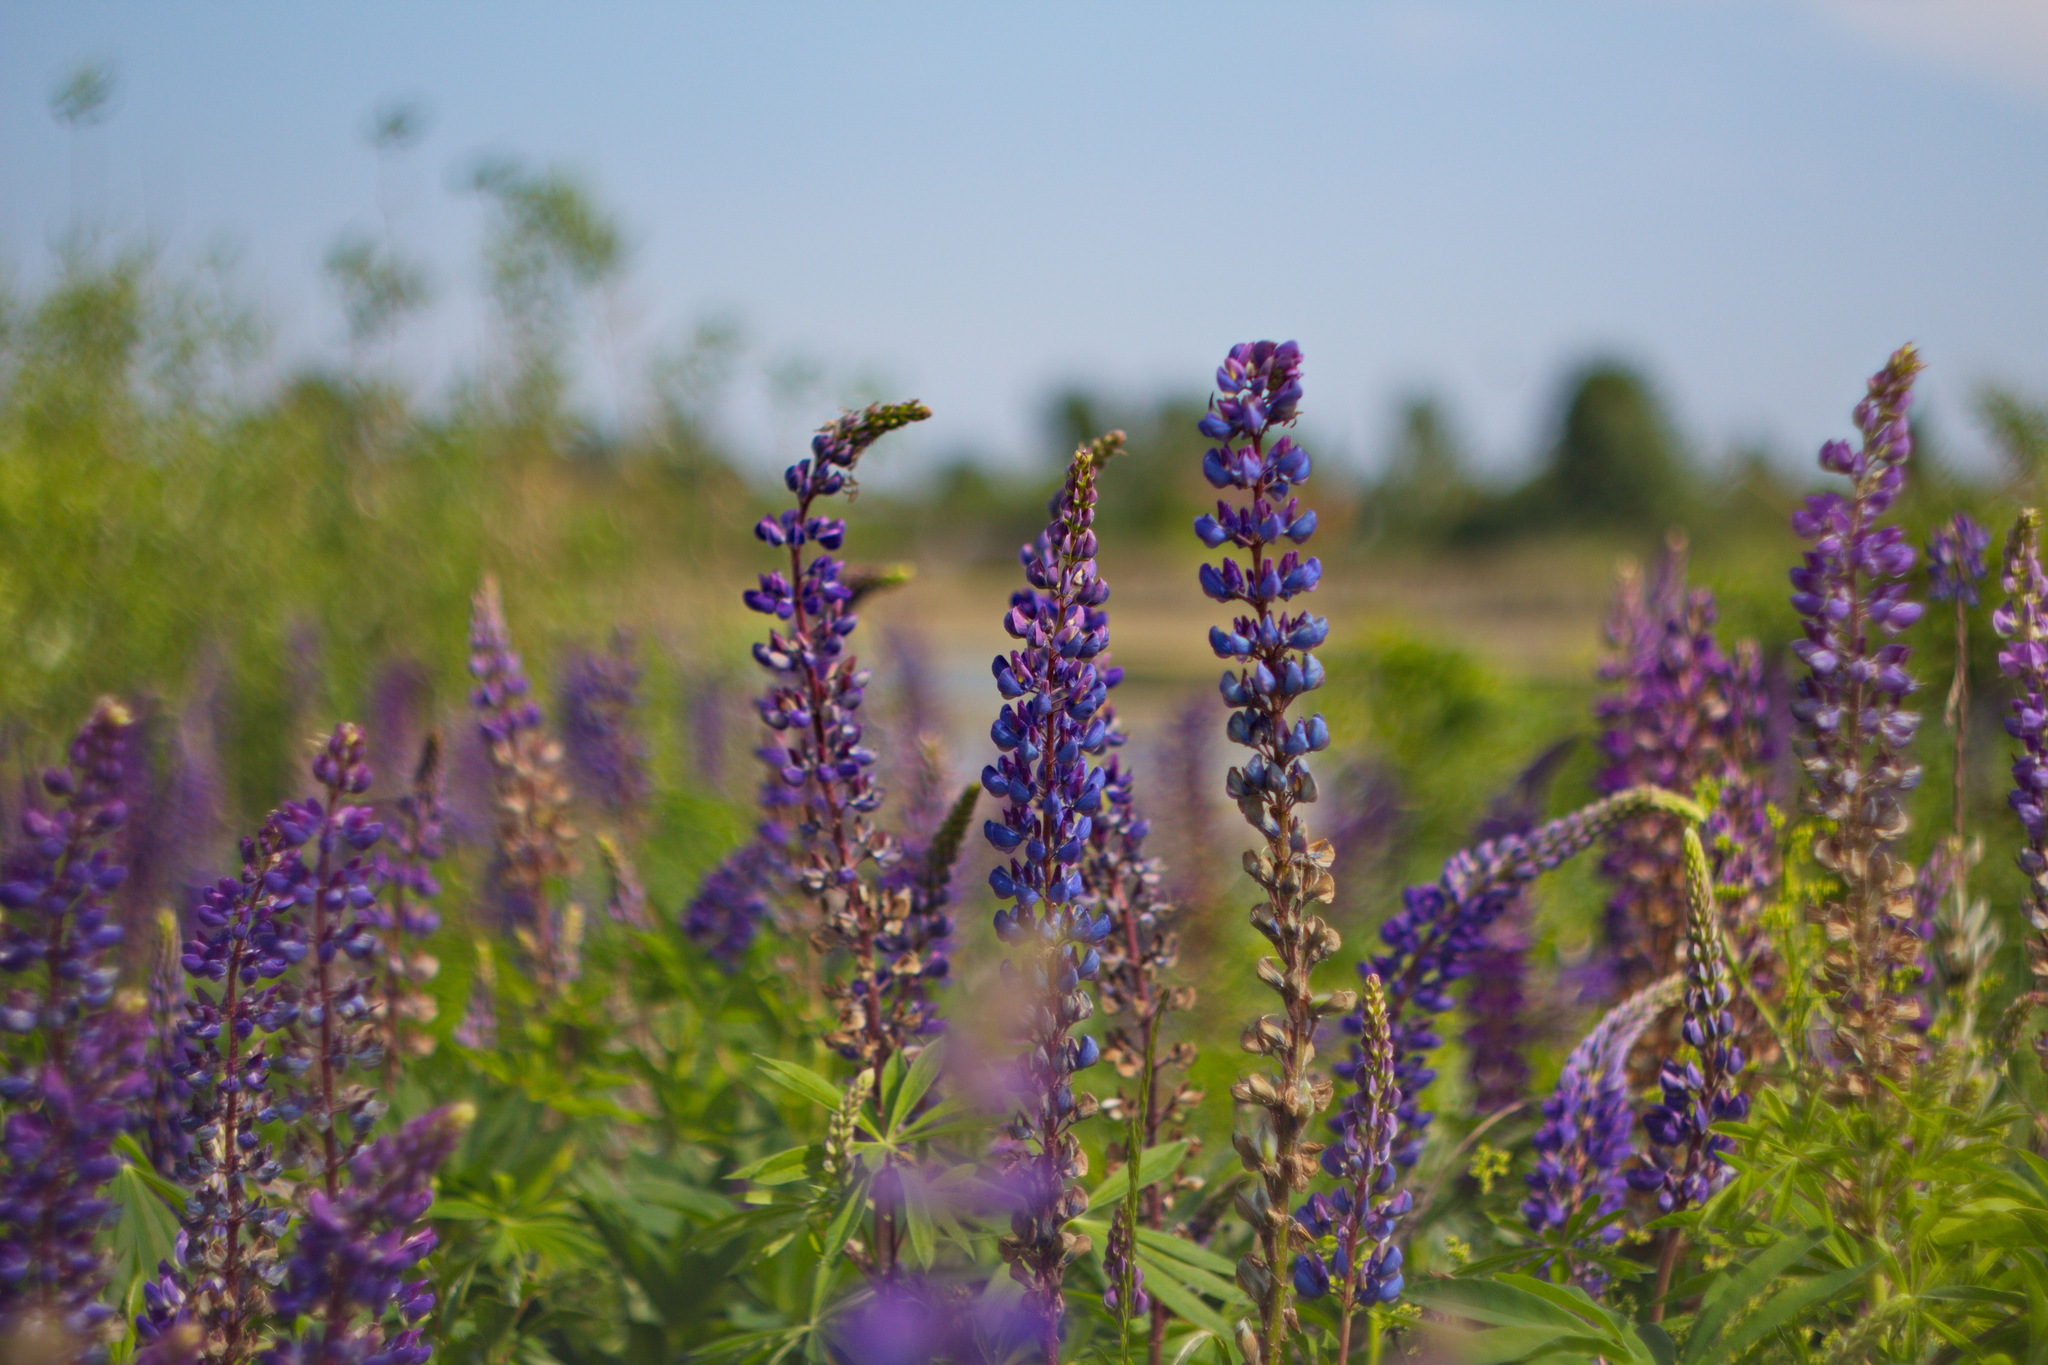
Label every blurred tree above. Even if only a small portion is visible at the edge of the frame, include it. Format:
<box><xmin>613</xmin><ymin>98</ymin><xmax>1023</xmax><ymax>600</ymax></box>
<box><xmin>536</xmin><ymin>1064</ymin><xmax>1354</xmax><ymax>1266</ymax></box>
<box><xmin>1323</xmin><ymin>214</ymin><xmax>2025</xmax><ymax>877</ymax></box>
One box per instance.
<box><xmin>326</xmin><ymin>236</ymin><xmax>430</xmax><ymax>357</ymax></box>
<box><xmin>1363</xmin><ymin>394</ymin><xmax>1479</xmax><ymax>543</ymax></box>
<box><xmin>1980</xmin><ymin>386</ymin><xmax>2048</xmax><ymax>496</ymax></box>
<box><xmin>1044</xmin><ymin>387</ymin><xmax>1207</xmax><ymax>539</ymax></box>
<box><xmin>50</xmin><ymin>59</ymin><xmax>117</xmax><ymax>243</ymax></box>
<box><xmin>1540</xmin><ymin>362</ymin><xmax>1687</xmax><ymax>528</ymax></box>
<box><xmin>468</xmin><ymin>159</ymin><xmax>626</xmax><ymax>432</ymax></box>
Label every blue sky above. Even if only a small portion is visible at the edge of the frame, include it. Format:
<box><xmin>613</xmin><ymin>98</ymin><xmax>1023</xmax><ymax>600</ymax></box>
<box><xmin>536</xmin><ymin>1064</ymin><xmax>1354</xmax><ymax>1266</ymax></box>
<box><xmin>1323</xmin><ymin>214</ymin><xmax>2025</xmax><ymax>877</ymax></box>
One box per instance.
<box><xmin>2</xmin><ymin>1</ymin><xmax>2044</xmax><ymax>482</ymax></box>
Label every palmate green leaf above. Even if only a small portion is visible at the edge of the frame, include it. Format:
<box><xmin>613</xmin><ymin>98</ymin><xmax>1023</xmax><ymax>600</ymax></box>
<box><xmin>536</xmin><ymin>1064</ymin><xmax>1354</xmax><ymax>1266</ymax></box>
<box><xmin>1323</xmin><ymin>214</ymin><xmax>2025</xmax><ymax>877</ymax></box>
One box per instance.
<box><xmin>1142</xmin><ymin>1269</ymin><xmax>1236</xmax><ymax>1342</ymax></box>
<box><xmin>754</xmin><ymin>1054</ymin><xmax>844</xmax><ymax>1111</ymax></box>
<box><xmin>1405</xmin><ymin>1276</ymin><xmax>1602</xmax><ymax>1333</ymax></box>
<box><xmin>1680</xmin><ymin>1228</ymin><xmax>1827</xmax><ymax>1362</ymax></box>
<box><xmin>730</xmin><ymin>1144</ymin><xmax>815</xmax><ymax>1185</ymax></box>
<box><xmin>104</xmin><ymin>1153</ymin><xmax>181</xmax><ymax>1319</ymax></box>
<box><xmin>886</xmin><ymin>1038</ymin><xmax>946</xmax><ymax>1134</ymax></box>
<box><xmin>1133</xmin><ymin>1225</ymin><xmax>1238</xmax><ymax>1280</ymax></box>
<box><xmin>1709</xmin><ymin>1261</ymin><xmax>1870</xmax><ymax>1361</ymax></box>
<box><xmin>900</xmin><ymin>1169</ymin><xmax>937</xmax><ymax>1269</ymax></box>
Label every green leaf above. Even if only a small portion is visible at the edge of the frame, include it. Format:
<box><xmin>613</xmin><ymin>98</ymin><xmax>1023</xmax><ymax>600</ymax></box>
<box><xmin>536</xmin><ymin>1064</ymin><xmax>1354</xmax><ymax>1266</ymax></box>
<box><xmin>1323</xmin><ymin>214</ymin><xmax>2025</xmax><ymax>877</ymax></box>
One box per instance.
<box><xmin>888</xmin><ymin>1040</ymin><xmax>946</xmax><ymax>1135</ymax></box>
<box><xmin>730</xmin><ymin>1145</ymin><xmax>814</xmax><ymax>1186</ymax></box>
<box><xmin>1405</xmin><ymin>1276</ymin><xmax>1598</xmax><ymax>1332</ymax></box>
<box><xmin>1085</xmin><ymin>1141</ymin><xmax>1190</xmax><ymax>1214</ymax></box>
<box><xmin>1714</xmin><ymin>1262</ymin><xmax>1871</xmax><ymax>1360</ymax></box>
<box><xmin>105</xmin><ymin>1158</ymin><xmax>181</xmax><ymax>1319</ymax></box>
<box><xmin>1134</xmin><ymin>1225</ymin><xmax>1240</xmax><ymax>1280</ymax></box>
<box><xmin>1682</xmin><ymin>1230</ymin><xmax>1827</xmax><ymax>1362</ymax></box>
<box><xmin>901</xmin><ymin>1171</ymin><xmax>937</xmax><ymax>1270</ymax></box>
<box><xmin>1635</xmin><ymin>1322</ymin><xmax>1677</xmax><ymax>1365</ymax></box>
<box><xmin>754</xmin><ymin>1055</ymin><xmax>844</xmax><ymax>1111</ymax></box>
<box><xmin>1141</xmin><ymin>1262</ymin><xmax>1237</xmax><ymax>1340</ymax></box>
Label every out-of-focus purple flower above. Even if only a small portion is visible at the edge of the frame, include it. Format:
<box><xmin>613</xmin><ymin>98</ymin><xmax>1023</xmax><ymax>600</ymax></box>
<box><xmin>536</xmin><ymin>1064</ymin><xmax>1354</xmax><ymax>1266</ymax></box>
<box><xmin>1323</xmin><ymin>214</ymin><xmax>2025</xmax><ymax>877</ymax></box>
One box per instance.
<box><xmin>1928</xmin><ymin>513</ymin><xmax>1992</xmax><ymax>607</ymax></box>
<box><xmin>829</xmin><ymin>1278</ymin><xmax>1036</xmax><ymax>1365</ymax></box>
<box><xmin>1523</xmin><ymin>975</ymin><xmax>1681</xmax><ymax>1294</ymax></box>
<box><xmin>1463</xmin><ymin>741</ymin><xmax>1575</xmax><ymax>1116</ymax></box>
<box><xmin>886</xmin><ymin>624</ymin><xmax>953</xmax><ymax>840</ymax></box>
<box><xmin>143</xmin><ymin>909</ymin><xmax>194</xmax><ymax>1177</ymax></box>
<box><xmin>1154</xmin><ymin>693</ymin><xmax>1226</xmax><ymax>920</ymax></box>
<box><xmin>982</xmin><ymin>432</ymin><xmax>1125</xmax><ymax>1347</ymax></box>
<box><xmin>683</xmin><ymin>837</ymin><xmax>783</xmax><ymax>968</ymax></box>
<box><xmin>117</xmin><ymin>691</ymin><xmax>226</xmax><ymax>955</ymax></box>
<box><xmin>369</xmin><ymin>735</ymin><xmax>445</xmax><ymax>1083</ymax></box>
<box><xmin>1994</xmin><ymin>508</ymin><xmax>2048</xmax><ymax>1056</ymax></box>
<box><xmin>558</xmin><ymin>629</ymin><xmax>650</xmax><ymax>823</ymax></box>
<box><xmin>263</xmin><ymin>1104</ymin><xmax>469</xmax><ymax>1364</ymax></box>
<box><xmin>367</xmin><ymin>659</ymin><xmax>434</xmax><ymax>802</ymax></box>
<box><xmin>1347</xmin><ymin>785</ymin><xmax>1699</xmax><ymax>1171</ymax></box>
<box><xmin>1629</xmin><ymin>830</ymin><xmax>1749</xmax><ymax>1215</ymax></box>
<box><xmin>1191</xmin><ymin>341</ymin><xmax>1337</xmax><ymax>1352</ymax></box>
<box><xmin>0</xmin><ymin>700</ymin><xmax>150</xmax><ymax>1347</ymax></box>
<box><xmin>687</xmin><ymin>672</ymin><xmax>734</xmax><ymax>790</ymax></box>
<box><xmin>1295</xmin><ymin>972</ymin><xmax>1408</xmax><ymax>1334</ymax></box>
<box><xmin>1102</xmin><ymin>1206</ymin><xmax>1149</xmax><ymax>1318</ymax></box>
<box><xmin>1790</xmin><ymin>345</ymin><xmax>1926</xmax><ymax>1096</ymax></box>
<box><xmin>470</xmin><ymin>576</ymin><xmax>578</xmax><ymax>990</ymax></box>
<box><xmin>744</xmin><ymin>401</ymin><xmax>930</xmax><ymax>1068</ymax></box>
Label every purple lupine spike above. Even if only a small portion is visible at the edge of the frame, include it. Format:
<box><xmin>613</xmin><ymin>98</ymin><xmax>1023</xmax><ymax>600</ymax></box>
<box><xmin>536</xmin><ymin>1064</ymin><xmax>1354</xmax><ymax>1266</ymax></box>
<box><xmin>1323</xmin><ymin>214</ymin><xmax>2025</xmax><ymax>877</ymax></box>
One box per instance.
<box><xmin>366</xmin><ymin>659</ymin><xmax>433</xmax><ymax>804</ymax></box>
<box><xmin>1928</xmin><ymin>513</ymin><xmax>1992</xmax><ymax>608</ymax></box>
<box><xmin>743</xmin><ymin>401</ymin><xmax>931</xmax><ymax>1071</ymax></box>
<box><xmin>885</xmin><ymin>625</ymin><xmax>953</xmax><ymax>841</ymax></box>
<box><xmin>687</xmin><ymin>672</ymin><xmax>734</xmax><ymax>790</ymax></box>
<box><xmin>288</xmin><ymin>725</ymin><xmax>387</xmax><ymax>1203</ymax></box>
<box><xmin>557</xmin><ymin>629</ymin><xmax>649</xmax><ymax>823</ymax></box>
<box><xmin>1292</xmin><ymin>972</ymin><xmax>1407</xmax><ymax>1358</ymax></box>
<box><xmin>1464</xmin><ymin>740</ymin><xmax>1576</xmax><ymax>1115</ymax></box>
<box><xmin>0</xmin><ymin>700</ymin><xmax>150</xmax><ymax>1350</ymax></box>
<box><xmin>169</xmin><ymin>799</ymin><xmax>323</xmax><ymax>1359</ymax></box>
<box><xmin>118</xmin><ymin>694</ymin><xmax>227</xmax><ymax>958</ymax></box>
<box><xmin>470</xmin><ymin>577</ymin><xmax>578</xmax><ymax>991</ymax></box>
<box><xmin>1791</xmin><ymin>344</ymin><xmax>1926</xmax><ymax>1096</ymax></box>
<box><xmin>682</xmin><ymin>838</ymin><xmax>783</xmax><ymax>968</ymax></box>
<box><xmin>143</xmin><ymin>908</ymin><xmax>195</xmax><ymax>1177</ymax></box>
<box><xmin>1629</xmin><ymin>829</ymin><xmax>1749</xmax><ymax>1218</ymax></box>
<box><xmin>1191</xmin><ymin>341</ymin><xmax>1341</xmax><ymax>1356</ymax></box>
<box><xmin>1523</xmin><ymin>974</ymin><xmax>1682</xmax><ymax>1295</ymax></box>
<box><xmin>1994</xmin><ymin>508</ymin><xmax>2048</xmax><ymax>1056</ymax></box>
<box><xmin>369</xmin><ymin>735</ymin><xmax>445</xmax><ymax>1089</ymax></box>
<box><xmin>1102</xmin><ymin>1205</ymin><xmax>1149</xmax><ymax>1319</ymax></box>
<box><xmin>1155</xmin><ymin>693</ymin><xmax>1227</xmax><ymax>921</ymax></box>
<box><xmin>262</xmin><ymin>1103</ymin><xmax>469</xmax><ymax>1365</ymax></box>
<box><xmin>1344</xmin><ymin>785</ymin><xmax>1700</xmax><ymax>1172</ymax></box>
<box><xmin>982</xmin><ymin>431</ymin><xmax>1125</xmax><ymax>1354</ymax></box>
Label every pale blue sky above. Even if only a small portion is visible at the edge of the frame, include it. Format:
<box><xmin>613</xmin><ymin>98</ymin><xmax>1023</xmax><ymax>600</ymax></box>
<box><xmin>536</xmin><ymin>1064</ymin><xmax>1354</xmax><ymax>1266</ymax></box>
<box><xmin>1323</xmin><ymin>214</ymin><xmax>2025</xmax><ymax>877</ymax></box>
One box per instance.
<box><xmin>2</xmin><ymin>1</ymin><xmax>2044</xmax><ymax>481</ymax></box>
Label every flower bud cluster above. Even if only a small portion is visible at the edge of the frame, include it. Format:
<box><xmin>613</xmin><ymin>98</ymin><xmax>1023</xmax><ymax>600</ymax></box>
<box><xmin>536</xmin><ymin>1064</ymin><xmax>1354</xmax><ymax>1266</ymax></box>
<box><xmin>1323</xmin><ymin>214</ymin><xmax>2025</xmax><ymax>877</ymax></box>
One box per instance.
<box><xmin>1789</xmin><ymin>344</ymin><xmax>1926</xmax><ymax>1096</ymax></box>
<box><xmin>1190</xmin><ymin>341</ymin><xmax>1342</xmax><ymax>1356</ymax></box>
<box><xmin>470</xmin><ymin>576</ymin><xmax>578</xmax><ymax>991</ymax></box>
<box><xmin>1928</xmin><ymin>513</ymin><xmax>1992</xmax><ymax>607</ymax></box>
<box><xmin>1994</xmin><ymin>508</ymin><xmax>2048</xmax><ymax>1058</ymax></box>
<box><xmin>1292</xmin><ymin>973</ymin><xmax>1406</xmax><ymax>1312</ymax></box>
<box><xmin>1353</xmin><ymin>786</ymin><xmax>1700</xmax><ymax>1170</ymax></box>
<box><xmin>1522</xmin><ymin>975</ymin><xmax>1681</xmax><ymax>1295</ymax></box>
<box><xmin>0</xmin><ymin>701</ymin><xmax>149</xmax><ymax>1347</ymax></box>
<box><xmin>982</xmin><ymin>434</ymin><xmax>1125</xmax><ymax>1340</ymax></box>
<box><xmin>1630</xmin><ymin>830</ymin><xmax>1748</xmax><ymax>1213</ymax></box>
<box><xmin>744</xmin><ymin>400</ymin><xmax>933</xmax><ymax>1067</ymax></box>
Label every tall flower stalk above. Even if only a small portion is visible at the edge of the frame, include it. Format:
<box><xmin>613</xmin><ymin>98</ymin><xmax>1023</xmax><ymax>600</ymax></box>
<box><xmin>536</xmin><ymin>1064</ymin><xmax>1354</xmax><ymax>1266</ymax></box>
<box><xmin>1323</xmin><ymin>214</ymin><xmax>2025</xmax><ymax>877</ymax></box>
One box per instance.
<box><xmin>1189</xmin><ymin>340</ymin><xmax>1339</xmax><ymax>1362</ymax></box>
<box><xmin>982</xmin><ymin>432</ymin><xmax>1124</xmax><ymax>1360</ymax></box>
<box><xmin>371</xmin><ymin>735</ymin><xmax>445</xmax><ymax>1089</ymax></box>
<box><xmin>1994</xmin><ymin>508</ymin><xmax>2048</xmax><ymax>1057</ymax></box>
<box><xmin>745</xmin><ymin>399</ymin><xmax>933</xmax><ymax>1075</ymax></box>
<box><xmin>1926</xmin><ymin>514</ymin><xmax>1991</xmax><ymax>1040</ymax></box>
<box><xmin>558</xmin><ymin>629</ymin><xmax>649</xmax><ymax>824</ymax></box>
<box><xmin>1789</xmin><ymin>344</ymin><xmax>1926</xmax><ymax>1096</ymax></box>
<box><xmin>470</xmin><ymin>576</ymin><xmax>579</xmax><ymax>992</ymax></box>
<box><xmin>0</xmin><ymin>700</ymin><xmax>148</xmax><ymax>1349</ymax></box>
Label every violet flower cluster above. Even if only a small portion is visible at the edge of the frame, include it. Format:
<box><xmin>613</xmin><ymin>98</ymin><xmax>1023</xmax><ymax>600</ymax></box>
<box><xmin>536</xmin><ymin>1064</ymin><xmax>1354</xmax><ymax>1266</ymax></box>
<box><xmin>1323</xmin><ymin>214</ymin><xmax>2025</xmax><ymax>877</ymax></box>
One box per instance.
<box><xmin>1522</xmin><ymin>974</ymin><xmax>1681</xmax><ymax>1294</ymax></box>
<box><xmin>262</xmin><ymin>1104</ymin><xmax>469</xmax><ymax>1365</ymax></box>
<box><xmin>1190</xmin><ymin>341</ymin><xmax>1342</xmax><ymax>1359</ymax></box>
<box><xmin>981</xmin><ymin>433</ymin><xmax>1123</xmax><ymax>1351</ymax></box>
<box><xmin>470</xmin><ymin>576</ymin><xmax>579</xmax><ymax>992</ymax></box>
<box><xmin>368</xmin><ymin>736</ymin><xmax>445</xmax><ymax>1084</ymax></box>
<box><xmin>1994</xmin><ymin>508</ymin><xmax>2048</xmax><ymax>1055</ymax></box>
<box><xmin>1292</xmin><ymin>972</ymin><xmax>1407</xmax><ymax>1342</ymax></box>
<box><xmin>1789</xmin><ymin>344</ymin><xmax>1926</xmax><ymax>1096</ymax></box>
<box><xmin>1351</xmin><ymin>785</ymin><xmax>1701</xmax><ymax>1171</ymax></box>
<box><xmin>745</xmin><ymin>400</ymin><xmax>933</xmax><ymax>1068</ymax></box>
<box><xmin>1630</xmin><ymin>829</ymin><xmax>1749</xmax><ymax>1213</ymax></box>
<box><xmin>558</xmin><ymin>630</ymin><xmax>649</xmax><ymax>823</ymax></box>
<box><xmin>0</xmin><ymin>700</ymin><xmax>148</xmax><ymax>1348</ymax></box>
<box><xmin>1929</xmin><ymin>513</ymin><xmax>1992</xmax><ymax>608</ymax></box>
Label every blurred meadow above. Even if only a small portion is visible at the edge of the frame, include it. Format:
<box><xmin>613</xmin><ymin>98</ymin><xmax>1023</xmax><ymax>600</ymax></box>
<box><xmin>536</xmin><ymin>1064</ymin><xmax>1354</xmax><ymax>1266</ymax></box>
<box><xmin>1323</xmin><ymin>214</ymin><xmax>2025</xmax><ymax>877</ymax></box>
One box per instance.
<box><xmin>5</xmin><ymin>5</ymin><xmax>2048</xmax><ymax>1362</ymax></box>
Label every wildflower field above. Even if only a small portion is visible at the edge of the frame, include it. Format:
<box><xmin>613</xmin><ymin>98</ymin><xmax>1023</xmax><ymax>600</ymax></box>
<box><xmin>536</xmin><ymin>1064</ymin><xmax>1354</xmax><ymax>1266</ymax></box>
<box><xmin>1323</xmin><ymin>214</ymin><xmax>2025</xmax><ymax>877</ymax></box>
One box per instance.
<box><xmin>8</xmin><ymin>250</ymin><xmax>2048</xmax><ymax>1365</ymax></box>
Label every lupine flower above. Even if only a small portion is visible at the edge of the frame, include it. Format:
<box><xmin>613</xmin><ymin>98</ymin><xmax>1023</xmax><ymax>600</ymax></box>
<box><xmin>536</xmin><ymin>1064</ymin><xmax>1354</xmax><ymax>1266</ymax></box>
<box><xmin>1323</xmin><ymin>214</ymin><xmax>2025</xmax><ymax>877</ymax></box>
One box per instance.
<box><xmin>1928</xmin><ymin>513</ymin><xmax>1992</xmax><ymax>608</ymax></box>
<box><xmin>872</xmin><ymin>783</ymin><xmax>975</xmax><ymax>1046</ymax></box>
<box><xmin>1190</xmin><ymin>341</ymin><xmax>1340</xmax><ymax>1359</ymax></box>
<box><xmin>1789</xmin><ymin>344</ymin><xmax>1926</xmax><ymax>1096</ymax></box>
<box><xmin>263</xmin><ymin>1103</ymin><xmax>470</xmax><ymax>1364</ymax></box>
<box><xmin>682</xmin><ymin>838</ymin><xmax>782</xmax><ymax>968</ymax></box>
<box><xmin>286</xmin><ymin>725</ymin><xmax>387</xmax><ymax>1196</ymax></box>
<box><xmin>558</xmin><ymin>630</ymin><xmax>649</xmax><ymax>823</ymax></box>
<box><xmin>982</xmin><ymin>432</ymin><xmax>1125</xmax><ymax>1354</ymax></box>
<box><xmin>1154</xmin><ymin>694</ymin><xmax>1226</xmax><ymax>923</ymax></box>
<box><xmin>744</xmin><ymin>401</ymin><xmax>931</xmax><ymax>1071</ymax></box>
<box><xmin>171</xmin><ymin>800</ymin><xmax>324</xmax><ymax>1358</ymax></box>
<box><xmin>1463</xmin><ymin>741</ymin><xmax>1576</xmax><ymax>1115</ymax></box>
<box><xmin>687</xmin><ymin>672</ymin><xmax>734</xmax><ymax>790</ymax></box>
<box><xmin>369</xmin><ymin>735</ymin><xmax>445</xmax><ymax>1087</ymax></box>
<box><xmin>366</xmin><ymin>659</ymin><xmax>433</xmax><ymax>804</ymax></box>
<box><xmin>1630</xmin><ymin>829</ymin><xmax>1749</xmax><ymax>1213</ymax></box>
<box><xmin>885</xmin><ymin>624</ymin><xmax>953</xmax><ymax>841</ymax></box>
<box><xmin>1595</xmin><ymin>542</ymin><xmax>1778</xmax><ymax>1001</ymax></box>
<box><xmin>1293</xmin><ymin>973</ymin><xmax>1407</xmax><ymax>1361</ymax></box>
<box><xmin>118</xmin><ymin>694</ymin><xmax>225</xmax><ymax>951</ymax></box>
<box><xmin>1322</xmin><ymin>759</ymin><xmax>1403</xmax><ymax>929</ymax></box>
<box><xmin>470</xmin><ymin>576</ymin><xmax>579</xmax><ymax>991</ymax></box>
<box><xmin>1993</xmin><ymin>508</ymin><xmax>2048</xmax><ymax>1058</ymax></box>
<box><xmin>1348</xmin><ymin>785</ymin><xmax>1701</xmax><ymax>1172</ymax></box>
<box><xmin>1522</xmin><ymin>974</ymin><xmax>1682</xmax><ymax>1294</ymax></box>
<box><xmin>0</xmin><ymin>700</ymin><xmax>149</xmax><ymax>1350</ymax></box>
<box><xmin>143</xmin><ymin>908</ymin><xmax>194</xmax><ymax>1176</ymax></box>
